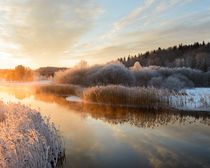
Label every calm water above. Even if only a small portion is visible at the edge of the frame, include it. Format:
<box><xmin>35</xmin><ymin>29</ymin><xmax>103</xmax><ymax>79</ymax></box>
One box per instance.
<box><xmin>0</xmin><ymin>85</ymin><xmax>210</xmax><ymax>168</ymax></box>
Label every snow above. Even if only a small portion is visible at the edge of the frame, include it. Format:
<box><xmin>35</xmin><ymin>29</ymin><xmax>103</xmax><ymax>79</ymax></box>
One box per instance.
<box><xmin>172</xmin><ymin>88</ymin><xmax>210</xmax><ymax>111</ymax></box>
<box><xmin>66</xmin><ymin>96</ymin><xmax>83</xmax><ymax>102</ymax></box>
<box><xmin>0</xmin><ymin>101</ymin><xmax>64</xmax><ymax>167</ymax></box>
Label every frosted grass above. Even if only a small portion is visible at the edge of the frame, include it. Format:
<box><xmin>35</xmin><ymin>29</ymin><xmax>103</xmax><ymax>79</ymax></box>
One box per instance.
<box><xmin>0</xmin><ymin>101</ymin><xmax>65</xmax><ymax>168</ymax></box>
<box><xmin>83</xmin><ymin>85</ymin><xmax>171</xmax><ymax>110</ymax></box>
<box><xmin>83</xmin><ymin>85</ymin><xmax>210</xmax><ymax>111</ymax></box>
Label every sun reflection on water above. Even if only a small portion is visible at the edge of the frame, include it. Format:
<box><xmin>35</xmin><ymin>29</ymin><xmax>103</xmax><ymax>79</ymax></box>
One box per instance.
<box><xmin>0</xmin><ymin>84</ymin><xmax>210</xmax><ymax>168</ymax></box>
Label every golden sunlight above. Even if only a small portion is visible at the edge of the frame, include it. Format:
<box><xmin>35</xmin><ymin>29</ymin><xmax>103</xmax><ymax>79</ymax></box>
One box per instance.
<box><xmin>0</xmin><ymin>0</ymin><xmax>209</xmax><ymax>167</ymax></box>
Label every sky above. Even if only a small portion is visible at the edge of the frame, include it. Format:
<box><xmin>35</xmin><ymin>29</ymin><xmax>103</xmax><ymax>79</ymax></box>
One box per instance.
<box><xmin>0</xmin><ymin>0</ymin><xmax>210</xmax><ymax>69</ymax></box>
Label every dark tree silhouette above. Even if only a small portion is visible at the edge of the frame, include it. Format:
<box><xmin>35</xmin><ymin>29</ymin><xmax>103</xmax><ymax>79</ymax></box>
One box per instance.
<box><xmin>118</xmin><ymin>42</ymin><xmax>210</xmax><ymax>72</ymax></box>
<box><xmin>3</xmin><ymin>65</ymin><xmax>34</xmax><ymax>81</ymax></box>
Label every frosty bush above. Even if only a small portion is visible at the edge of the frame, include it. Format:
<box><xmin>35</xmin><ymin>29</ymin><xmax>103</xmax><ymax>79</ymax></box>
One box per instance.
<box><xmin>55</xmin><ymin>63</ymin><xmax>136</xmax><ymax>87</ymax></box>
<box><xmin>130</xmin><ymin>61</ymin><xmax>142</xmax><ymax>71</ymax></box>
<box><xmin>55</xmin><ymin>63</ymin><xmax>209</xmax><ymax>90</ymax></box>
<box><xmin>0</xmin><ymin>101</ymin><xmax>64</xmax><ymax>168</ymax></box>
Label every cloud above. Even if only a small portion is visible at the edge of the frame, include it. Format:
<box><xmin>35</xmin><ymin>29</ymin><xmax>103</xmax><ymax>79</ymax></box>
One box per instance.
<box><xmin>100</xmin><ymin>0</ymin><xmax>151</xmax><ymax>40</ymax></box>
<box><xmin>79</xmin><ymin>0</ymin><xmax>186</xmax><ymax>57</ymax></box>
<box><xmin>100</xmin><ymin>0</ymin><xmax>183</xmax><ymax>41</ymax></box>
<box><xmin>70</xmin><ymin>0</ymin><xmax>210</xmax><ymax>64</ymax></box>
<box><xmin>0</xmin><ymin>0</ymin><xmax>209</xmax><ymax>68</ymax></box>
<box><xmin>0</xmin><ymin>0</ymin><xmax>103</xmax><ymax>66</ymax></box>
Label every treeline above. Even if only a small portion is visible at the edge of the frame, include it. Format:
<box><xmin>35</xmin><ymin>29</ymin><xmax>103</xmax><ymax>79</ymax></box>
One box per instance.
<box><xmin>35</xmin><ymin>67</ymin><xmax>67</xmax><ymax>78</ymax></box>
<box><xmin>118</xmin><ymin>42</ymin><xmax>210</xmax><ymax>72</ymax></box>
<box><xmin>0</xmin><ymin>65</ymin><xmax>34</xmax><ymax>82</ymax></box>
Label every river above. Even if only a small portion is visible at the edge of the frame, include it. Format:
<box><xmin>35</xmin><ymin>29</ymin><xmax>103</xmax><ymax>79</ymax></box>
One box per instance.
<box><xmin>0</xmin><ymin>85</ymin><xmax>210</xmax><ymax>168</ymax></box>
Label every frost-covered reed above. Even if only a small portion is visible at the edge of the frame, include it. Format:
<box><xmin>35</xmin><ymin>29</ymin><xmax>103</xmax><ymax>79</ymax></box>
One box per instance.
<box><xmin>0</xmin><ymin>101</ymin><xmax>64</xmax><ymax>168</ymax></box>
<box><xmin>83</xmin><ymin>85</ymin><xmax>210</xmax><ymax>111</ymax></box>
<box><xmin>83</xmin><ymin>85</ymin><xmax>171</xmax><ymax>110</ymax></box>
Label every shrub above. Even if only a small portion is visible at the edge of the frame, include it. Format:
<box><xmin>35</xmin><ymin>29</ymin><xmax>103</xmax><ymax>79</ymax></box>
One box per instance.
<box><xmin>55</xmin><ymin>64</ymin><xmax>135</xmax><ymax>87</ymax></box>
<box><xmin>55</xmin><ymin>63</ymin><xmax>209</xmax><ymax>90</ymax></box>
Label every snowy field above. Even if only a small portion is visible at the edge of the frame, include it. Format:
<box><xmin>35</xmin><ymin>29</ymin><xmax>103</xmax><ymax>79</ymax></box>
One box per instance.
<box><xmin>0</xmin><ymin>101</ymin><xmax>64</xmax><ymax>168</ymax></box>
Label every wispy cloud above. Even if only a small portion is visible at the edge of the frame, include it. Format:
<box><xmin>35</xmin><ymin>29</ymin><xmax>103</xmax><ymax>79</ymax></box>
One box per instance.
<box><xmin>100</xmin><ymin>0</ymin><xmax>184</xmax><ymax>41</ymax></box>
<box><xmin>0</xmin><ymin>0</ymin><xmax>103</xmax><ymax>66</ymax></box>
<box><xmin>0</xmin><ymin>0</ymin><xmax>209</xmax><ymax>67</ymax></box>
<box><xmin>82</xmin><ymin>0</ymin><xmax>186</xmax><ymax>53</ymax></box>
<box><xmin>100</xmin><ymin>0</ymin><xmax>153</xmax><ymax>40</ymax></box>
<box><xmin>69</xmin><ymin>1</ymin><xmax>210</xmax><ymax>64</ymax></box>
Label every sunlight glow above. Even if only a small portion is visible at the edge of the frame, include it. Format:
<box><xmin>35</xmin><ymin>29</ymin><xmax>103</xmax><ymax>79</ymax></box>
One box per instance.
<box><xmin>0</xmin><ymin>0</ymin><xmax>209</xmax><ymax>68</ymax></box>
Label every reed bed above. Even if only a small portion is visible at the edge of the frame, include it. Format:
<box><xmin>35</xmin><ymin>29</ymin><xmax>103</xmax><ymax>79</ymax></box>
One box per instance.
<box><xmin>83</xmin><ymin>85</ymin><xmax>172</xmax><ymax>110</ymax></box>
<box><xmin>83</xmin><ymin>85</ymin><xmax>210</xmax><ymax>111</ymax></box>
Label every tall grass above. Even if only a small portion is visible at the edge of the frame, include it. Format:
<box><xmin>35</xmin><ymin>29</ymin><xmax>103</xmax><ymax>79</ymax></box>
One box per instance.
<box><xmin>83</xmin><ymin>85</ymin><xmax>210</xmax><ymax>111</ymax></box>
<box><xmin>83</xmin><ymin>85</ymin><xmax>171</xmax><ymax>110</ymax></box>
<box><xmin>0</xmin><ymin>101</ymin><xmax>65</xmax><ymax>168</ymax></box>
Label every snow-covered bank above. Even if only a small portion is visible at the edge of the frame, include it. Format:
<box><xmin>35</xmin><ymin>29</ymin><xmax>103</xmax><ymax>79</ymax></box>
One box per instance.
<box><xmin>66</xmin><ymin>96</ymin><xmax>83</xmax><ymax>102</ymax></box>
<box><xmin>0</xmin><ymin>101</ymin><xmax>64</xmax><ymax>168</ymax></box>
<box><xmin>173</xmin><ymin>88</ymin><xmax>210</xmax><ymax>111</ymax></box>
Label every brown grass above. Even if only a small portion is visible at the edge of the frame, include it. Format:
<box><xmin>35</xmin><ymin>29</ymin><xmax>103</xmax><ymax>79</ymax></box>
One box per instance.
<box><xmin>83</xmin><ymin>85</ymin><xmax>171</xmax><ymax>110</ymax></box>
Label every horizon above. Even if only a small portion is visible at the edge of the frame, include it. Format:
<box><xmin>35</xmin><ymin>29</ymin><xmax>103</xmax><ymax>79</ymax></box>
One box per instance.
<box><xmin>0</xmin><ymin>0</ymin><xmax>210</xmax><ymax>69</ymax></box>
<box><xmin>0</xmin><ymin>40</ymin><xmax>208</xmax><ymax>70</ymax></box>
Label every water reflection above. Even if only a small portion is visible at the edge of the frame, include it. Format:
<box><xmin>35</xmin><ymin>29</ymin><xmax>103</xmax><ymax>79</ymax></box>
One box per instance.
<box><xmin>0</xmin><ymin>85</ymin><xmax>210</xmax><ymax>168</ymax></box>
<box><xmin>0</xmin><ymin>84</ymin><xmax>210</xmax><ymax>128</ymax></box>
<box><xmin>32</xmin><ymin>93</ymin><xmax>210</xmax><ymax>128</ymax></box>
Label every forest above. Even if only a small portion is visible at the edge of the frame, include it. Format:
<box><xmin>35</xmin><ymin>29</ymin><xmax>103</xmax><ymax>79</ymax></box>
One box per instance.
<box><xmin>118</xmin><ymin>42</ymin><xmax>210</xmax><ymax>72</ymax></box>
